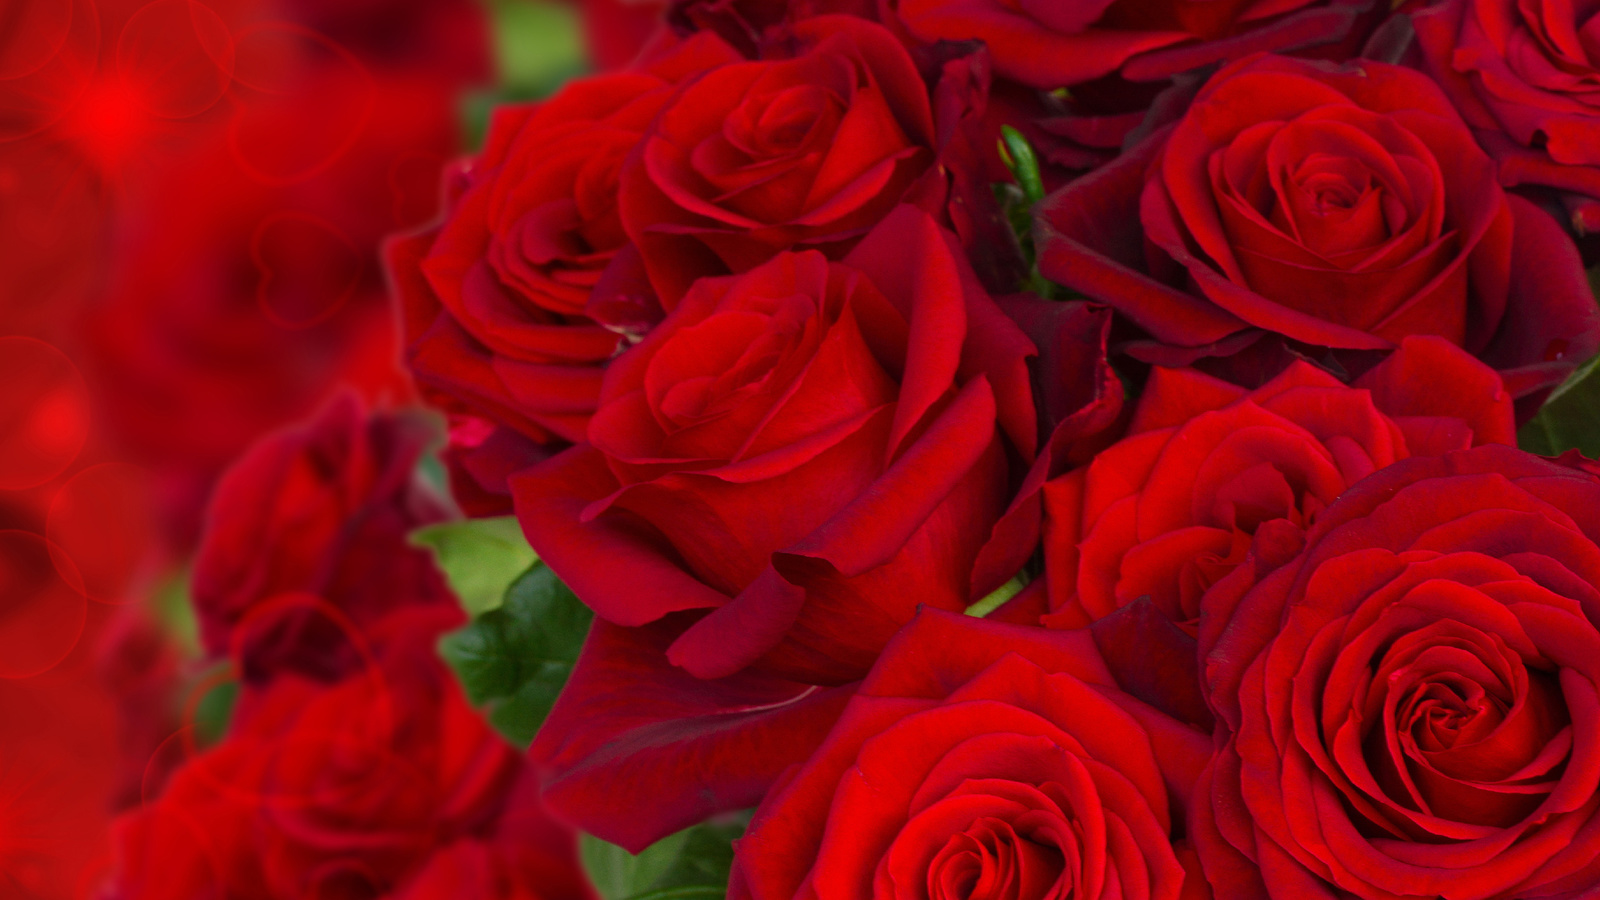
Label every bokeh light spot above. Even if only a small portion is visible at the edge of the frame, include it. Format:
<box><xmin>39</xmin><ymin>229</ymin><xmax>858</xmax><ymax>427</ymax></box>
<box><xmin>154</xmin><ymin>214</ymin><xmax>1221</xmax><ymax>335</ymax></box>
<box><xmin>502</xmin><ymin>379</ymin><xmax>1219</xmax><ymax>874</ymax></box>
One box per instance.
<box><xmin>0</xmin><ymin>337</ymin><xmax>90</xmax><ymax>491</ymax></box>
<box><xmin>117</xmin><ymin>0</ymin><xmax>236</xmax><ymax>119</ymax></box>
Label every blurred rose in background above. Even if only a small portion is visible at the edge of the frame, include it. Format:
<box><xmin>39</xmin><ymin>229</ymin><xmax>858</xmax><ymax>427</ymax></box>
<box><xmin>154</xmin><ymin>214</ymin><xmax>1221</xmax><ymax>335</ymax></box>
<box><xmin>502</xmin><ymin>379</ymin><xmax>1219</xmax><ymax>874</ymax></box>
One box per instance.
<box><xmin>0</xmin><ymin>1</ymin><xmax>596</xmax><ymax>895</ymax></box>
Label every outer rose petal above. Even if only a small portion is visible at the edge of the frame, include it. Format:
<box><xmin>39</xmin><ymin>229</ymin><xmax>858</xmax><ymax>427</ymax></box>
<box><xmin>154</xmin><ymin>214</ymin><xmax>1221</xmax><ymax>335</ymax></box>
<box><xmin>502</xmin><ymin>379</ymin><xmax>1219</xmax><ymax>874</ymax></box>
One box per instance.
<box><xmin>529</xmin><ymin>616</ymin><xmax>854</xmax><ymax>851</ymax></box>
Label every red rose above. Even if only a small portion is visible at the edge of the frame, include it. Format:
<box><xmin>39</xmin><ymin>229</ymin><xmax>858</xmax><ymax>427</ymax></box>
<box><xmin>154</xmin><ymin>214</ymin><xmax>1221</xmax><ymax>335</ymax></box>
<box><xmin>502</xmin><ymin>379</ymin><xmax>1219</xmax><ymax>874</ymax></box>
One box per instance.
<box><xmin>191</xmin><ymin>394</ymin><xmax>453</xmax><ymax>682</ymax></box>
<box><xmin>1412</xmin><ymin>0</ymin><xmax>1600</xmax><ymax>238</ymax></box>
<box><xmin>390</xmin><ymin>34</ymin><xmax>744</xmax><ymax>455</ymax></box>
<box><xmin>888</xmin><ymin>0</ymin><xmax>1383</xmax><ymax>89</ymax></box>
<box><xmin>513</xmin><ymin>207</ymin><xmax>1037</xmax><ymax>686</ymax></box>
<box><xmin>1193</xmin><ymin>444</ymin><xmax>1600</xmax><ymax>898</ymax></box>
<box><xmin>1042</xmin><ymin>337</ymin><xmax>1513</xmax><ymax>634</ymax></box>
<box><xmin>105</xmin><ymin>611</ymin><xmax>588</xmax><ymax>900</ymax></box>
<box><xmin>731</xmin><ymin>609</ymin><xmax>1214</xmax><ymax>900</ymax></box>
<box><xmin>618</xmin><ymin>16</ymin><xmax>944</xmax><ymax>305</ymax></box>
<box><xmin>1036</xmin><ymin>53</ymin><xmax>1600</xmax><ymax>402</ymax></box>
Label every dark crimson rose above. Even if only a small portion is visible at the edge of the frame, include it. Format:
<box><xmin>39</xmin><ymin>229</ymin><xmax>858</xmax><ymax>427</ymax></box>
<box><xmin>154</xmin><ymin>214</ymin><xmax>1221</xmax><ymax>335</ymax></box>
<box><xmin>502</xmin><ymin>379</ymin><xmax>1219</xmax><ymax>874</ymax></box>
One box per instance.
<box><xmin>1036</xmin><ymin>53</ymin><xmax>1600</xmax><ymax>401</ymax></box>
<box><xmin>190</xmin><ymin>394</ymin><xmax>453</xmax><ymax>682</ymax></box>
<box><xmin>731</xmin><ymin>609</ymin><xmax>1214</xmax><ymax>900</ymax></box>
<box><xmin>390</xmin><ymin>34</ymin><xmax>743</xmax><ymax>454</ymax></box>
<box><xmin>619</xmin><ymin>16</ymin><xmax>944</xmax><ymax>304</ymax></box>
<box><xmin>887</xmin><ymin>0</ymin><xmax>1382</xmax><ymax>89</ymax></box>
<box><xmin>1412</xmin><ymin>0</ymin><xmax>1600</xmax><ymax>238</ymax></box>
<box><xmin>105</xmin><ymin>610</ymin><xmax>591</xmax><ymax>900</ymax></box>
<box><xmin>514</xmin><ymin>207</ymin><xmax>1037</xmax><ymax>686</ymax></box>
<box><xmin>1193</xmin><ymin>444</ymin><xmax>1600</xmax><ymax>898</ymax></box>
<box><xmin>1042</xmin><ymin>337</ymin><xmax>1514</xmax><ymax>633</ymax></box>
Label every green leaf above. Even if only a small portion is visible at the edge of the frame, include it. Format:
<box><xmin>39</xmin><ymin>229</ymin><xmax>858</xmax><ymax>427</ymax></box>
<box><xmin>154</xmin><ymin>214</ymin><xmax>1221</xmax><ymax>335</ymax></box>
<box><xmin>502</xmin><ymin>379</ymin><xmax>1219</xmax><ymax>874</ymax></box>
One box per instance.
<box><xmin>437</xmin><ymin>562</ymin><xmax>592</xmax><ymax>746</ymax></box>
<box><xmin>152</xmin><ymin>568</ymin><xmax>199</xmax><ymax>658</ymax></box>
<box><xmin>1517</xmin><ymin>349</ymin><xmax>1600</xmax><ymax>458</ymax></box>
<box><xmin>193</xmin><ymin>675</ymin><xmax>239</xmax><ymax>745</ymax></box>
<box><xmin>491</xmin><ymin>0</ymin><xmax>587</xmax><ymax>96</ymax></box>
<box><xmin>411</xmin><ymin>516</ymin><xmax>537</xmax><ymax>616</ymax></box>
<box><xmin>581</xmin><ymin>815</ymin><xmax>750</xmax><ymax>900</ymax></box>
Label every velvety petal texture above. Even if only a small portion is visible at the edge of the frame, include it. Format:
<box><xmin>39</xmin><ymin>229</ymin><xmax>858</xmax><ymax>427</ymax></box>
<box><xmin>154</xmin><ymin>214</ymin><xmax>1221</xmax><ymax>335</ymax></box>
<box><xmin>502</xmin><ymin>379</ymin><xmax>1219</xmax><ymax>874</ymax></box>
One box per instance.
<box><xmin>890</xmin><ymin>0</ymin><xmax>1381</xmax><ymax>89</ymax></box>
<box><xmin>1193</xmin><ymin>445</ymin><xmax>1600</xmax><ymax>899</ymax></box>
<box><xmin>1413</xmin><ymin>0</ymin><xmax>1600</xmax><ymax>230</ymax></box>
<box><xmin>1040</xmin><ymin>337</ymin><xmax>1514</xmax><ymax>635</ymax></box>
<box><xmin>1034</xmin><ymin>53</ymin><xmax>1600</xmax><ymax>399</ymax></box>
<box><xmin>390</xmin><ymin>33</ymin><xmax>744</xmax><ymax>465</ymax></box>
<box><xmin>731</xmin><ymin>609</ymin><xmax>1214</xmax><ymax>900</ymax></box>
<box><xmin>514</xmin><ymin>206</ymin><xmax>1037</xmax><ymax>689</ymax></box>
<box><xmin>619</xmin><ymin>16</ymin><xmax>940</xmax><ymax>305</ymax></box>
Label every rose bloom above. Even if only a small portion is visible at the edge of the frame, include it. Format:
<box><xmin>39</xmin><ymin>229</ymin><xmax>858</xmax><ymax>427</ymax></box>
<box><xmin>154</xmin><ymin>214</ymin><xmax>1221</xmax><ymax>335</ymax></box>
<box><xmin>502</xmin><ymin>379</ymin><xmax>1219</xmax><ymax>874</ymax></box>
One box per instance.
<box><xmin>389</xmin><ymin>33</ymin><xmax>743</xmax><ymax>454</ymax></box>
<box><xmin>1036</xmin><ymin>53</ymin><xmax>1600</xmax><ymax>402</ymax></box>
<box><xmin>1412</xmin><ymin>0</ymin><xmax>1600</xmax><ymax>239</ymax></box>
<box><xmin>104</xmin><ymin>609</ymin><xmax>591</xmax><ymax>900</ymax></box>
<box><xmin>190</xmin><ymin>395</ymin><xmax>454</xmax><ymax>682</ymax></box>
<box><xmin>619</xmin><ymin>15</ymin><xmax>945</xmax><ymax>305</ymax></box>
<box><xmin>731</xmin><ymin>609</ymin><xmax>1214</xmax><ymax>900</ymax></box>
<box><xmin>888</xmin><ymin>0</ymin><xmax>1383</xmax><ymax>89</ymax></box>
<box><xmin>513</xmin><ymin>207</ymin><xmax>1037</xmax><ymax>688</ymax></box>
<box><xmin>1042</xmin><ymin>337</ymin><xmax>1514</xmax><ymax>633</ymax></box>
<box><xmin>1192</xmin><ymin>444</ymin><xmax>1600</xmax><ymax>898</ymax></box>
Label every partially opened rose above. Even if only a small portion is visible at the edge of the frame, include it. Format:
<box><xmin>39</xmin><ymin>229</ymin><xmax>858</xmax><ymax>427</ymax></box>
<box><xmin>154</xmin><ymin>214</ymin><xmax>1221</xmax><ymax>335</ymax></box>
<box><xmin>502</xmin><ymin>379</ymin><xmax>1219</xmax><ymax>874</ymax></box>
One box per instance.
<box><xmin>190</xmin><ymin>394</ymin><xmax>453</xmax><ymax>682</ymax></box>
<box><xmin>620</xmin><ymin>16</ymin><xmax>942</xmax><ymax>304</ymax></box>
<box><xmin>1042</xmin><ymin>337</ymin><xmax>1514</xmax><ymax>633</ymax></box>
<box><xmin>513</xmin><ymin>207</ymin><xmax>1037</xmax><ymax>686</ymax></box>
<box><xmin>1193</xmin><ymin>445</ymin><xmax>1600</xmax><ymax>898</ymax></box>
<box><xmin>104</xmin><ymin>610</ymin><xmax>568</xmax><ymax>900</ymax></box>
<box><xmin>731</xmin><ymin>609</ymin><xmax>1214</xmax><ymax>900</ymax></box>
<box><xmin>389</xmin><ymin>33</ymin><xmax>743</xmax><ymax>449</ymax></box>
<box><xmin>889</xmin><ymin>0</ymin><xmax>1382</xmax><ymax>89</ymax></box>
<box><xmin>1036</xmin><ymin>53</ymin><xmax>1600</xmax><ymax>398</ymax></box>
<box><xmin>1413</xmin><ymin>0</ymin><xmax>1600</xmax><ymax>237</ymax></box>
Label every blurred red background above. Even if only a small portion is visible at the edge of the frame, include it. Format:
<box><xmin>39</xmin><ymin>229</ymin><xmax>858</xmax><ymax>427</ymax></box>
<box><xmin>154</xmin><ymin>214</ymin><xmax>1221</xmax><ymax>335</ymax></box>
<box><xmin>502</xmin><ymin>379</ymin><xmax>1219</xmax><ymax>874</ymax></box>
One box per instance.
<box><xmin>0</xmin><ymin>1</ymin><xmax>599</xmax><ymax>895</ymax></box>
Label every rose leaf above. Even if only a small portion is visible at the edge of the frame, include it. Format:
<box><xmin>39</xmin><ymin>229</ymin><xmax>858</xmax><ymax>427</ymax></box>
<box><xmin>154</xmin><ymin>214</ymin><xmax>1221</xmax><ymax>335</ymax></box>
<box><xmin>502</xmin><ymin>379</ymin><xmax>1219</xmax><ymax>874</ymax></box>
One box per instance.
<box><xmin>437</xmin><ymin>561</ymin><xmax>592</xmax><ymax>747</ymax></box>
<box><xmin>581</xmin><ymin>814</ymin><xmax>749</xmax><ymax>900</ymax></box>
<box><xmin>410</xmin><ymin>515</ymin><xmax>537</xmax><ymax>616</ymax></box>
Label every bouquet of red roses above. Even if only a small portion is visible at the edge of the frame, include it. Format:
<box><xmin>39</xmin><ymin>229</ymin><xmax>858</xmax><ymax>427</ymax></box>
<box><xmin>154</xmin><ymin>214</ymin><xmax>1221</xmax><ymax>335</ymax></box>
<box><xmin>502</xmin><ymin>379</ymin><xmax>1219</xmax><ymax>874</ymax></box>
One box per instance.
<box><xmin>94</xmin><ymin>0</ymin><xmax>1600</xmax><ymax>898</ymax></box>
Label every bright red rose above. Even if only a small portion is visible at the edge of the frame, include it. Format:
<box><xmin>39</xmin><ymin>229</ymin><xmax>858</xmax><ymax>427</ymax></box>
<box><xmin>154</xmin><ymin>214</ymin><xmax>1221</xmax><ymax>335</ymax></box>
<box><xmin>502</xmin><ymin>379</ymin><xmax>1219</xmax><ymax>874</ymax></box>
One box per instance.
<box><xmin>618</xmin><ymin>16</ymin><xmax>945</xmax><ymax>305</ymax></box>
<box><xmin>887</xmin><ymin>0</ymin><xmax>1383</xmax><ymax>89</ymax></box>
<box><xmin>731</xmin><ymin>609</ymin><xmax>1215</xmax><ymax>900</ymax></box>
<box><xmin>1036</xmin><ymin>53</ymin><xmax>1600</xmax><ymax>404</ymax></box>
<box><xmin>1412</xmin><ymin>0</ymin><xmax>1600</xmax><ymax>239</ymax></box>
<box><xmin>390</xmin><ymin>34</ymin><xmax>743</xmax><ymax>456</ymax></box>
<box><xmin>105</xmin><ymin>611</ymin><xmax>588</xmax><ymax>900</ymax></box>
<box><xmin>1042</xmin><ymin>337</ymin><xmax>1514</xmax><ymax>634</ymax></box>
<box><xmin>1193</xmin><ymin>445</ymin><xmax>1600</xmax><ymax>898</ymax></box>
<box><xmin>513</xmin><ymin>207</ymin><xmax>1037</xmax><ymax>687</ymax></box>
<box><xmin>190</xmin><ymin>394</ymin><xmax>453</xmax><ymax>682</ymax></box>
